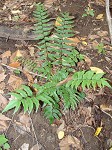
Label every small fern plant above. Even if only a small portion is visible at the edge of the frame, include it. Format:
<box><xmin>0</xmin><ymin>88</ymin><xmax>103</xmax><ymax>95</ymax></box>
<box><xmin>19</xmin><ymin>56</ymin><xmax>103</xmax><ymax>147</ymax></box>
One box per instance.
<box><xmin>2</xmin><ymin>3</ymin><xmax>112</xmax><ymax>124</ymax></box>
<box><xmin>0</xmin><ymin>134</ymin><xmax>10</xmax><ymax>150</ymax></box>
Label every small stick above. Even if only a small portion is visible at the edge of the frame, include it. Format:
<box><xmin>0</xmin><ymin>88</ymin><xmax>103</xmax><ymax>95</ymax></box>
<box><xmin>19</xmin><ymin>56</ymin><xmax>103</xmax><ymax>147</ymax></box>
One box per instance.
<box><xmin>105</xmin><ymin>0</ymin><xmax>112</xmax><ymax>44</ymax></box>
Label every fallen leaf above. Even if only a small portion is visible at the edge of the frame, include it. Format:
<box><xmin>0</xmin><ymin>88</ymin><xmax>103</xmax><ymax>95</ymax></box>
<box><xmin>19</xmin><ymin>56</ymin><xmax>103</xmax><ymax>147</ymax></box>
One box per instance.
<box><xmin>10</xmin><ymin>50</ymin><xmax>23</xmax><ymax>63</ymax></box>
<box><xmin>67</xmin><ymin>37</ymin><xmax>80</xmax><ymax>46</ymax></box>
<box><xmin>0</xmin><ymin>114</ymin><xmax>11</xmax><ymax>132</ymax></box>
<box><xmin>97</xmin><ymin>30</ymin><xmax>108</xmax><ymax>37</ymax></box>
<box><xmin>91</xmin><ymin>40</ymin><xmax>99</xmax><ymax>49</ymax></box>
<box><xmin>0</xmin><ymin>94</ymin><xmax>8</xmax><ymax>110</ymax></box>
<box><xmin>44</xmin><ymin>0</ymin><xmax>57</xmax><ymax>9</ymax></box>
<box><xmin>18</xmin><ymin>143</ymin><xmax>29</xmax><ymax>150</ymax></box>
<box><xmin>90</xmin><ymin>67</ymin><xmax>104</xmax><ymax>74</ymax></box>
<box><xmin>31</xmin><ymin>144</ymin><xmax>40</xmax><ymax>150</ymax></box>
<box><xmin>58</xmin><ymin>131</ymin><xmax>64</xmax><ymax>140</ymax></box>
<box><xmin>84</xmin><ymin>55</ymin><xmax>92</xmax><ymax>67</ymax></box>
<box><xmin>0</xmin><ymin>72</ymin><xmax>7</xmax><ymax>82</ymax></box>
<box><xmin>88</xmin><ymin>34</ymin><xmax>100</xmax><ymax>40</ymax></box>
<box><xmin>23</xmin><ymin>71</ymin><xmax>34</xmax><ymax>83</ymax></box>
<box><xmin>94</xmin><ymin>127</ymin><xmax>103</xmax><ymax>136</ymax></box>
<box><xmin>96</xmin><ymin>14</ymin><xmax>104</xmax><ymax>20</ymax></box>
<box><xmin>59</xmin><ymin>135</ymin><xmax>81</xmax><ymax>150</ymax></box>
<box><xmin>0</xmin><ymin>114</ymin><xmax>11</xmax><ymax>121</ymax></box>
<box><xmin>8</xmin><ymin>75</ymin><xmax>23</xmax><ymax>90</ymax></box>
<box><xmin>11</xmin><ymin>10</ymin><xmax>21</xmax><ymax>14</ymax></box>
<box><xmin>19</xmin><ymin>113</ymin><xmax>31</xmax><ymax>129</ymax></box>
<box><xmin>1</xmin><ymin>51</ymin><xmax>11</xmax><ymax>58</ymax></box>
<box><xmin>55</xmin><ymin>17</ymin><xmax>62</xmax><ymax>27</ymax></box>
<box><xmin>100</xmin><ymin>104</ymin><xmax>112</xmax><ymax>111</ymax></box>
<box><xmin>28</xmin><ymin>46</ymin><xmax>35</xmax><ymax>57</ymax></box>
<box><xmin>82</xmin><ymin>41</ymin><xmax>87</xmax><ymax>46</ymax></box>
<box><xmin>9</xmin><ymin>62</ymin><xmax>21</xmax><ymax>68</ymax></box>
<box><xmin>80</xmin><ymin>37</ymin><xmax>87</xmax><ymax>41</ymax></box>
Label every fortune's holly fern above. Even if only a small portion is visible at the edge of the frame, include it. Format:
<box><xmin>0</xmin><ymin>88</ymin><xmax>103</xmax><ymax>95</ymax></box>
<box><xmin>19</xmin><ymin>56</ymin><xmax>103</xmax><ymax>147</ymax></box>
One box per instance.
<box><xmin>2</xmin><ymin>3</ymin><xmax>112</xmax><ymax>124</ymax></box>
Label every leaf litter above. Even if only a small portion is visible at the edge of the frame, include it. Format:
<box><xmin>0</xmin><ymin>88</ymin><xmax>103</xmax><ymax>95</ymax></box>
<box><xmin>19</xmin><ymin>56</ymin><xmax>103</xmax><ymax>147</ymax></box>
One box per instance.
<box><xmin>0</xmin><ymin>0</ymin><xmax>112</xmax><ymax>149</ymax></box>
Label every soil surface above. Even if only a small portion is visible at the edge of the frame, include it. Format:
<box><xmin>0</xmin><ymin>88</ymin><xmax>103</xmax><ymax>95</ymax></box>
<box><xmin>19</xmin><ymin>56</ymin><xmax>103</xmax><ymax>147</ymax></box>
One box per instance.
<box><xmin>0</xmin><ymin>0</ymin><xmax>112</xmax><ymax>150</ymax></box>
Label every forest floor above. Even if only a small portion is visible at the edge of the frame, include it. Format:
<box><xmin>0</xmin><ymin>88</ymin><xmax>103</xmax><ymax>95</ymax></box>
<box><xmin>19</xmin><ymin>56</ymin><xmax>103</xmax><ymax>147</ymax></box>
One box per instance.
<box><xmin>0</xmin><ymin>0</ymin><xmax>112</xmax><ymax>150</ymax></box>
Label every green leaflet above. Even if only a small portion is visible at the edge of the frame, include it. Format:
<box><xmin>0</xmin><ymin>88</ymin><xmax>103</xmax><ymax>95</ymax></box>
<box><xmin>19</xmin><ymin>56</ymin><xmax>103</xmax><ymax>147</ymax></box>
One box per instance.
<box><xmin>22</xmin><ymin>85</ymin><xmax>33</xmax><ymax>97</ymax></box>
<box><xmin>0</xmin><ymin>135</ymin><xmax>8</xmax><ymax>146</ymax></box>
<box><xmin>44</xmin><ymin>104</ymin><xmax>61</xmax><ymax>124</ymax></box>
<box><xmin>2</xmin><ymin>100</ymin><xmax>19</xmax><ymax>113</ymax></box>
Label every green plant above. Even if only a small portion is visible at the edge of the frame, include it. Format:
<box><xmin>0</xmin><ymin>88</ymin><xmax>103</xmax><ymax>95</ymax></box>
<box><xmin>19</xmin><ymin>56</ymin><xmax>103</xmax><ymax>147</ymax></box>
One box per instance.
<box><xmin>96</xmin><ymin>43</ymin><xmax>105</xmax><ymax>54</ymax></box>
<box><xmin>0</xmin><ymin>134</ymin><xmax>10</xmax><ymax>150</ymax></box>
<box><xmin>2</xmin><ymin>3</ymin><xmax>111</xmax><ymax>124</ymax></box>
<box><xmin>82</xmin><ymin>6</ymin><xmax>95</xmax><ymax>17</ymax></box>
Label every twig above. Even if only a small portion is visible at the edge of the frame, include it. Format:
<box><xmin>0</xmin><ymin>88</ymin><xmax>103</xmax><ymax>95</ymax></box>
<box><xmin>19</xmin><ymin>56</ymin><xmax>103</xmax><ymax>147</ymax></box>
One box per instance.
<box><xmin>1</xmin><ymin>63</ymin><xmax>47</xmax><ymax>78</ymax></box>
<box><xmin>95</xmin><ymin>105</ymin><xmax>112</xmax><ymax>119</ymax></box>
<box><xmin>105</xmin><ymin>0</ymin><xmax>112</xmax><ymax>44</ymax></box>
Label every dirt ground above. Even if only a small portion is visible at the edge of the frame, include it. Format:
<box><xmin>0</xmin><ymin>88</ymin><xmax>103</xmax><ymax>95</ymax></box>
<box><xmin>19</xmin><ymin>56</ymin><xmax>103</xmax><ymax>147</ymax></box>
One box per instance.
<box><xmin>0</xmin><ymin>0</ymin><xmax>112</xmax><ymax>150</ymax></box>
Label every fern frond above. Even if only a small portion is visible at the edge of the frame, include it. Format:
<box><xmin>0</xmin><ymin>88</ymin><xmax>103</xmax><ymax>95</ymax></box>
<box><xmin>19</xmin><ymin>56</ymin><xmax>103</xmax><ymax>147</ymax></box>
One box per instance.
<box><xmin>17</xmin><ymin>57</ymin><xmax>38</xmax><ymax>73</ymax></box>
<box><xmin>2</xmin><ymin>85</ymin><xmax>39</xmax><ymax>114</ymax></box>
<box><xmin>53</xmin><ymin>12</ymin><xmax>84</xmax><ymax>68</ymax></box>
<box><xmin>33</xmin><ymin>3</ymin><xmax>53</xmax><ymax>57</ymax></box>
<box><xmin>44</xmin><ymin>103</ymin><xmax>61</xmax><ymax>124</ymax></box>
<box><xmin>66</xmin><ymin>70</ymin><xmax>111</xmax><ymax>90</ymax></box>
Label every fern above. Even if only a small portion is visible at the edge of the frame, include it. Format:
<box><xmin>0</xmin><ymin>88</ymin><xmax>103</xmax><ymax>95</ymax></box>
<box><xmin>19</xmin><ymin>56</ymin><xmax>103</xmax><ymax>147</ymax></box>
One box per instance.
<box><xmin>2</xmin><ymin>85</ymin><xmax>39</xmax><ymax>114</ymax></box>
<box><xmin>2</xmin><ymin>3</ymin><xmax>112</xmax><ymax>124</ymax></box>
<box><xmin>17</xmin><ymin>57</ymin><xmax>38</xmax><ymax>73</ymax></box>
<box><xmin>33</xmin><ymin>3</ymin><xmax>54</xmax><ymax>77</ymax></box>
<box><xmin>66</xmin><ymin>70</ymin><xmax>111</xmax><ymax>90</ymax></box>
<box><xmin>53</xmin><ymin>13</ymin><xmax>84</xmax><ymax>68</ymax></box>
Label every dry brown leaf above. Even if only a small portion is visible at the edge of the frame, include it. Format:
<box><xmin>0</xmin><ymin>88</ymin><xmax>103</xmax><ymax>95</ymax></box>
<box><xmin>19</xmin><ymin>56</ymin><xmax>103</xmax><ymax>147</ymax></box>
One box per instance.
<box><xmin>44</xmin><ymin>0</ymin><xmax>57</xmax><ymax>9</ymax></box>
<box><xmin>31</xmin><ymin>144</ymin><xmax>40</xmax><ymax>150</ymax></box>
<box><xmin>97</xmin><ymin>30</ymin><xmax>108</xmax><ymax>37</ymax></box>
<box><xmin>0</xmin><ymin>114</ymin><xmax>11</xmax><ymax>121</ymax></box>
<box><xmin>84</xmin><ymin>55</ymin><xmax>92</xmax><ymax>67</ymax></box>
<box><xmin>1</xmin><ymin>51</ymin><xmax>11</xmax><ymax>58</ymax></box>
<box><xmin>100</xmin><ymin>104</ymin><xmax>112</xmax><ymax>111</ymax></box>
<box><xmin>88</xmin><ymin>34</ymin><xmax>100</xmax><ymax>40</ymax></box>
<box><xmin>0</xmin><ymin>72</ymin><xmax>7</xmax><ymax>82</ymax></box>
<box><xmin>14</xmin><ymin>121</ymin><xmax>30</xmax><ymax>134</ymax></box>
<box><xmin>0</xmin><ymin>82</ymin><xmax>5</xmax><ymax>94</ymax></box>
<box><xmin>8</xmin><ymin>75</ymin><xmax>23</xmax><ymax>90</ymax></box>
<box><xmin>96</xmin><ymin>14</ymin><xmax>104</xmax><ymax>20</ymax></box>
<box><xmin>19</xmin><ymin>113</ymin><xmax>31</xmax><ymax>129</ymax></box>
<box><xmin>55</xmin><ymin>17</ymin><xmax>62</xmax><ymax>27</ymax></box>
<box><xmin>0</xmin><ymin>114</ymin><xmax>11</xmax><ymax>132</ymax></box>
<box><xmin>28</xmin><ymin>46</ymin><xmax>35</xmax><ymax>57</ymax></box>
<box><xmin>91</xmin><ymin>40</ymin><xmax>99</xmax><ymax>49</ymax></box>
<box><xmin>59</xmin><ymin>135</ymin><xmax>81</xmax><ymax>150</ymax></box>
<box><xmin>90</xmin><ymin>67</ymin><xmax>104</xmax><ymax>74</ymax></box>
<box><xmin>0</xmin><ymin>94</ymin><xmax>8</xmax><ymax>110</ymax></box>
<box><xmin>9</xmin><ymin>61</ymin><xmax>21</xmax><ymax>68</ymax></box>
<box><xmin>10</xmin><ymin>50</ymin><xmax>23</xmax><ymax>63</ymax></box>
<box><xmin>23</xmin><ymin>71</ymin><xmax>34</xmax><ymax>83</ymax></box>
<box><xmin>18</xmin><ymin>143</ymin><xmax>29</xmax><ymax>150</ymax></box>
<box><xmin>67</xmin><ymin>37</ymin><xmax>80</xmax><ymax>46</ymax></box>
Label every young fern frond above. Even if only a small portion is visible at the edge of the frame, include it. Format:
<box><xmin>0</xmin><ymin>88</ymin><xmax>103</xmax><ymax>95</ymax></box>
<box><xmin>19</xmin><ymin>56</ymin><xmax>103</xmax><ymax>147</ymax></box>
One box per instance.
<box><xmin>66</xmin><ymin>70</ymin><xmax>111</xmax><ymax>90</ymax></box>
